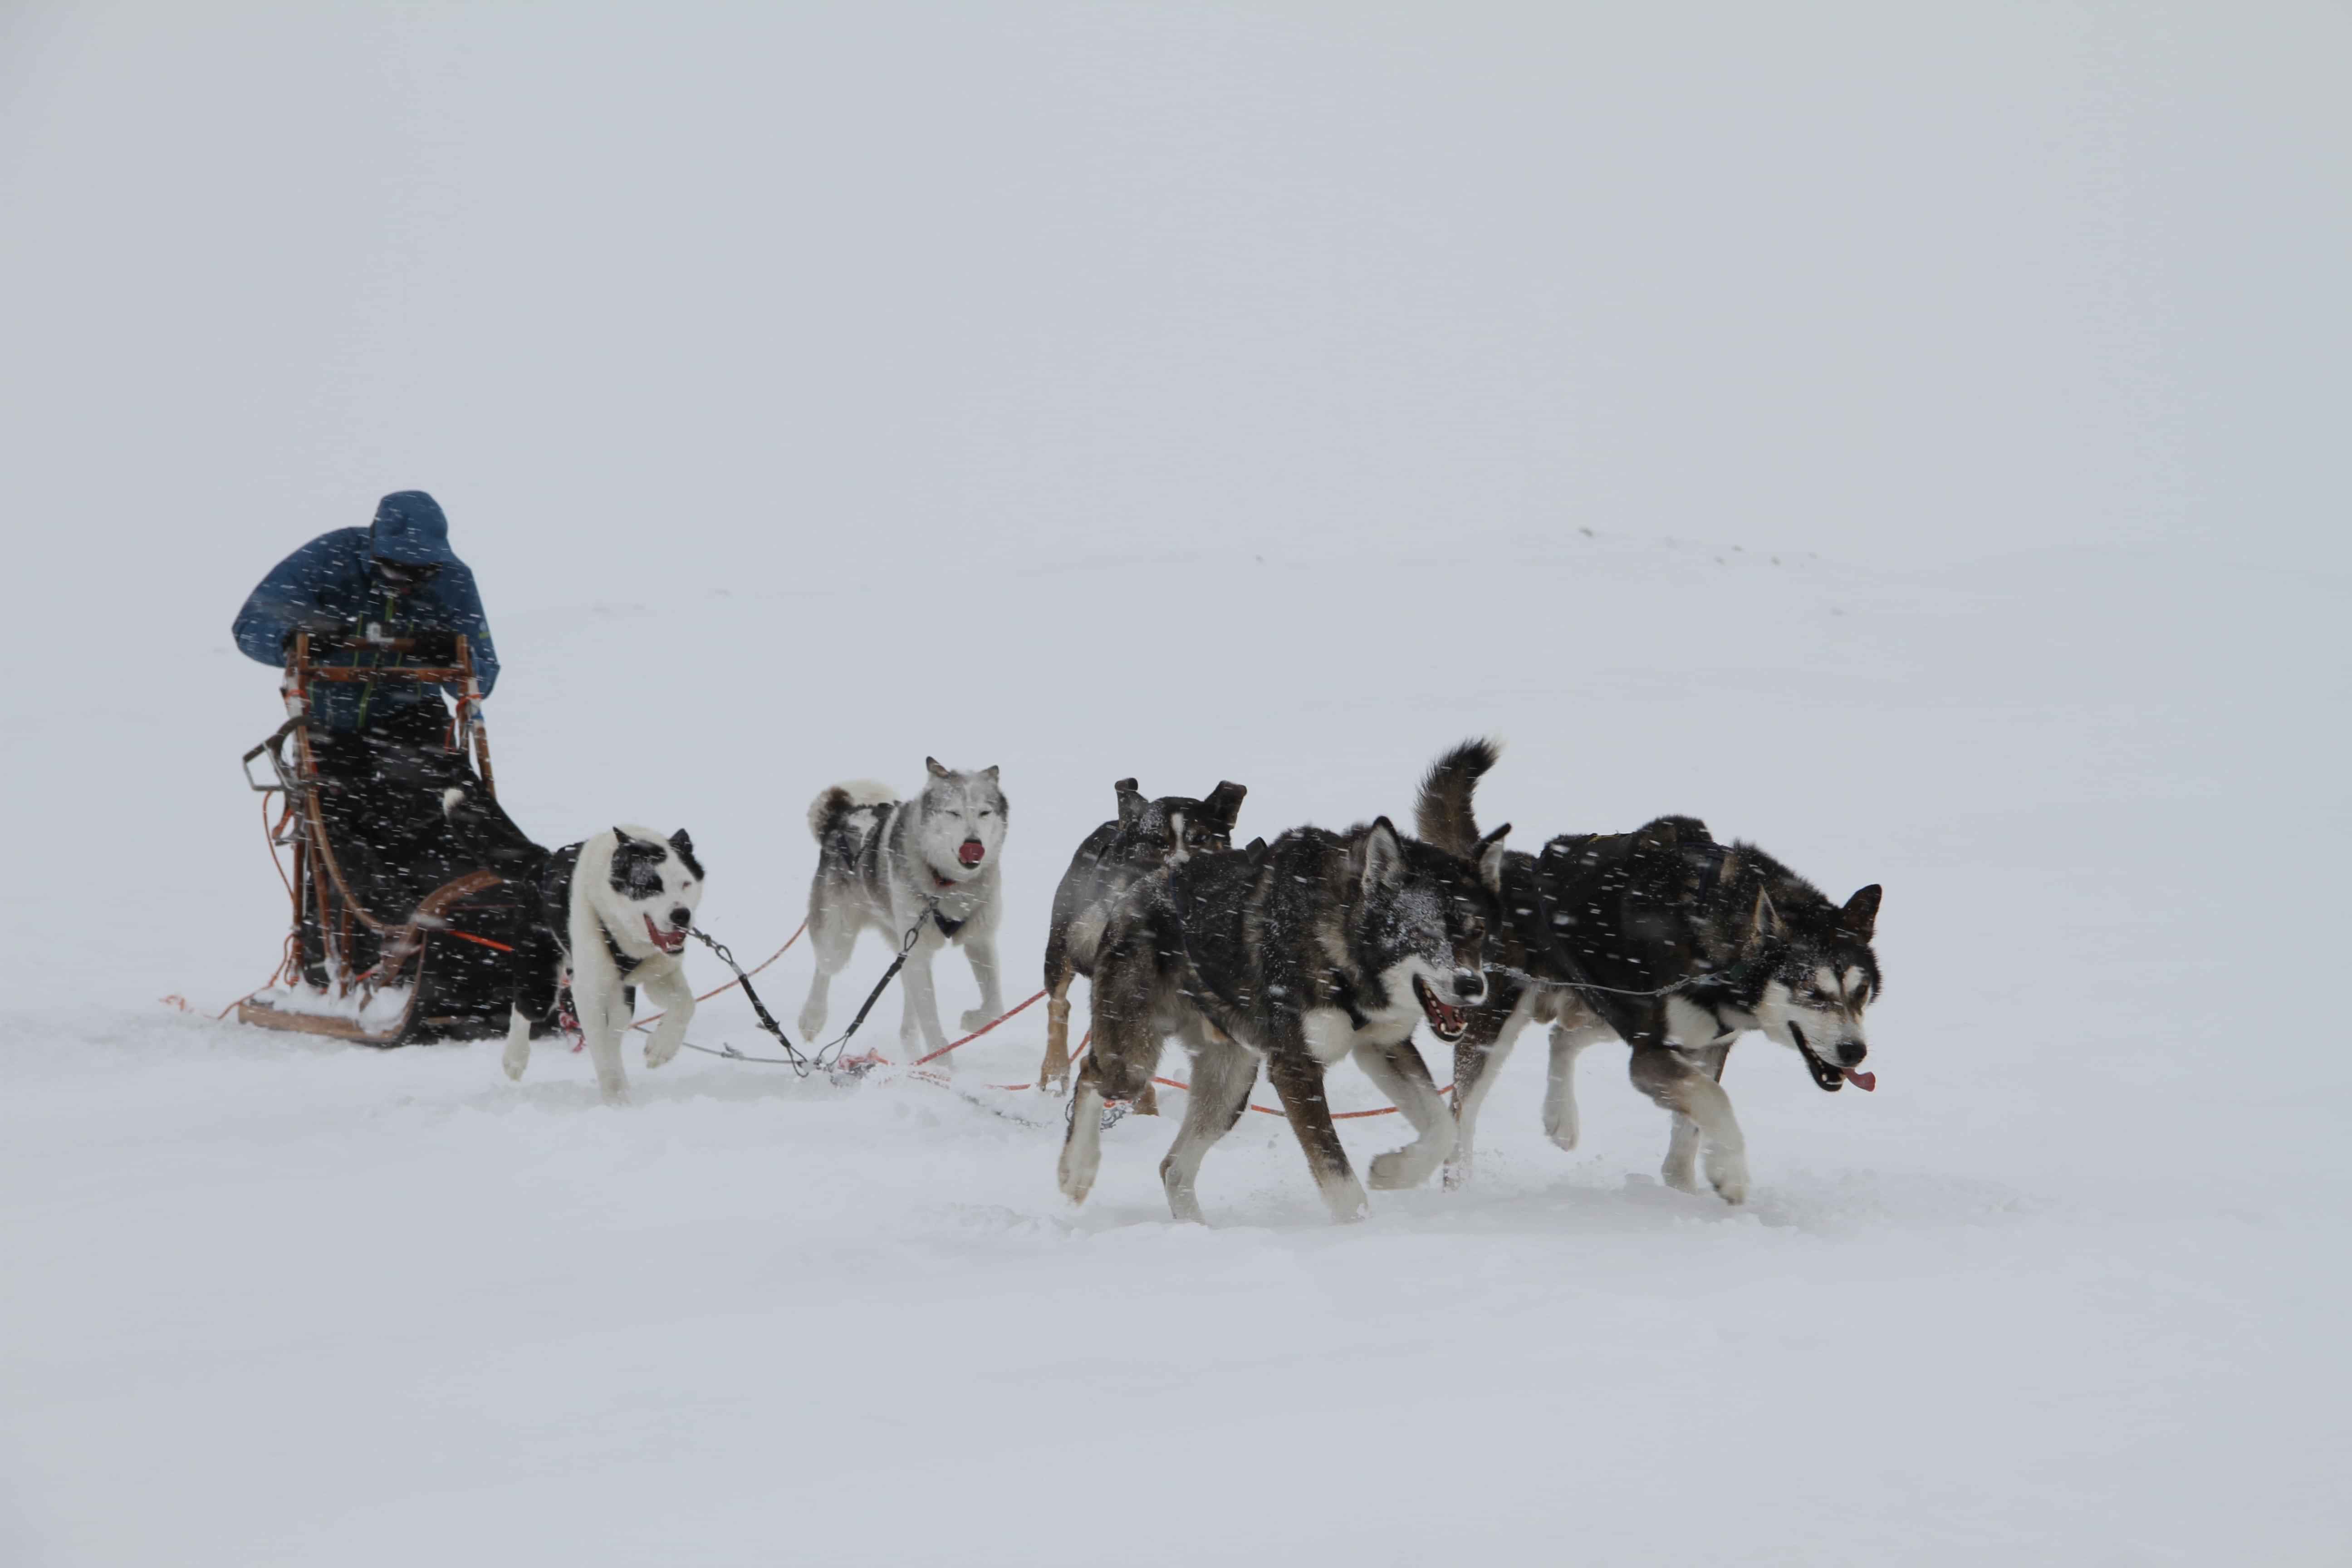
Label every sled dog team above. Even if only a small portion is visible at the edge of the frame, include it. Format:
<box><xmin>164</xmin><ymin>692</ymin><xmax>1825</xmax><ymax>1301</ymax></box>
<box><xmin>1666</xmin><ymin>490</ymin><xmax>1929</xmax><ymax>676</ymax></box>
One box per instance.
<box><xmin>495</xmin><ymin>742</ymin><xmax>1883</xmax><ymax>1225</ymax></box>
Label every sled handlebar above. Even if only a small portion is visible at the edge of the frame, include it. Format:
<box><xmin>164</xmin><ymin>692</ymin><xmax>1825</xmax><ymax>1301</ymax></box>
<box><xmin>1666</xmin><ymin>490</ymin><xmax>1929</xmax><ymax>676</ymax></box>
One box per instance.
<box><xmin>301</xmin><ymin>665</ymin><xmax>473</xmax><ymax>684</ymax></box>
<box><xmin>298</xmin><ymin>632</ymin><xmax>456</xmax><ymax>657</ymax></box>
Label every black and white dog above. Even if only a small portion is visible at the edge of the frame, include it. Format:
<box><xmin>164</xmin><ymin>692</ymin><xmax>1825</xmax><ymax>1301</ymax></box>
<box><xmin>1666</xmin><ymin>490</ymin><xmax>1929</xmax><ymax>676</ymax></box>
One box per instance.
<box><xmin>1058</xmin><ymin>817</ymin><xmax>1507</xmax><ymax>1224</ymax></box>
<box><xmin>500</xmin><ymin>826</ymin><xmax>706</xmax><ymax>1105</ymax></box>
<box><xmin>1036</xmin><ymin>777</ymin><xmax>1247</xmax><ymax>1097</ymax></box>
<box><xmin>799</xmin><ymin>759</ymin><xmax>1007</xmax><ymax>1067</ymax></box>
<box><xmin>1416</xmin><ymin>740</ymin><xmax>1882</xmax><ymax>1202</ymax></box>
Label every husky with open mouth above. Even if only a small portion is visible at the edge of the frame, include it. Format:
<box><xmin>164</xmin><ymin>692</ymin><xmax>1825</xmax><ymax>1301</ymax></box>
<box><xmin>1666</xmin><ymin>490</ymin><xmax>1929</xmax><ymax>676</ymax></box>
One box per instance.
<box><xmin>1058</xmin><ymin>816</ymin><xmax>1506</xmax><ymax>1224</ymax></box>
<box><xmin>798</xmin><ymin>759</ymin><xmax>1007</xmax><ymax>1067</ymax></box>
<box><xmin>1415</xmin><ymin>740</ymin><xmax>1882</xmax><ymax>1203</ymax></box>
<box><xmin>497</xmin><ymin>824</ymin><xmax>706</xmax><ymax>1105</ymax></box>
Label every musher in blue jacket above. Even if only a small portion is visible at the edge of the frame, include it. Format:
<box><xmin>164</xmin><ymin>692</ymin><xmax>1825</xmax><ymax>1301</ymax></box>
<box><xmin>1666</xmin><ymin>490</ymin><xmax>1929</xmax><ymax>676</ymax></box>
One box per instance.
<box><xmin>236</xmin><ymin>492</ymin><xmax>535</xmax><ymax>962</ymax></box>
<box><xmin>234</xmin><ymin>490</ymin><xmax>500</xmax><ymax>743</ymax></box>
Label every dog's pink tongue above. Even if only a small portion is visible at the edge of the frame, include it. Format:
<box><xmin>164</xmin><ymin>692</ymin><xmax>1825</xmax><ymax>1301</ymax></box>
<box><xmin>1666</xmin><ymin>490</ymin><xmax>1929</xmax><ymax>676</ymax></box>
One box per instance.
<box><xmin>958</xmin><ymin>841</ymin><xmax>985</xmax><ymax>867</ymax></box>
<box><xmin>1846</xmin><ymin>1069</ymin><xmax>1877</xmax><ymax>1092</ymax></box>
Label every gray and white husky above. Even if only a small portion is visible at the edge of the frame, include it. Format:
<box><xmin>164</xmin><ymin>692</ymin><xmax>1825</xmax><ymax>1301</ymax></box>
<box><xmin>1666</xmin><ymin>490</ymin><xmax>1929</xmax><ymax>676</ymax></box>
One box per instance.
<box><xmin>1036</xmin><ymin>776</ymin><xmax>1247</xmax><ymax>1096</ymax></box>
<box><xmin>500</xmin><ymin>825</ymin><xmax>706</xmax><ymax>1105</ymax></box>
<box><xmin>799</xmin><ymin>759</ymin><xmax>1007</xmax><ymax>1066</ymax></box>
<box><xmin>1058</xmin><ymin>816</ymin><xmax>1507</xmax><ymax>1225</ymax></box>
<box><xmin>1416</xmin><ymin>740</ymin><xmax>1882</xmax><ymax>1202</ymax></box>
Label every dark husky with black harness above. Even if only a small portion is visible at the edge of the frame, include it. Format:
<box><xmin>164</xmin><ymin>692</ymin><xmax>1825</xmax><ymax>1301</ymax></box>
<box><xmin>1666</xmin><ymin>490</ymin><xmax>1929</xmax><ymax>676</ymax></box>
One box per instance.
<box><xmin>1035</xmin><ymin>777</ymin><xmax>1247</xmax><ymax>1100</ymax></box>
<box><xmin>1416</xmin><ymin>740</ymin><xmax>1882</xmax><ymax>1203</ymax></box>
<box><xmin>1058</xmin><ymin>816</ymin><xmax>1507</xmax><ymax>1224</ymax></box>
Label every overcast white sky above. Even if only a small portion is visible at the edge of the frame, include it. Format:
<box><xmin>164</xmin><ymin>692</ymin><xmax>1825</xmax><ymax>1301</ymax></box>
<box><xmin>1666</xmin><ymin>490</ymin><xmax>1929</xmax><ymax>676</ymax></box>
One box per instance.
<box><xmin>3</xmin><ymin>0</ymin><xmax>2345</xmax><ymax>634</ymax></box>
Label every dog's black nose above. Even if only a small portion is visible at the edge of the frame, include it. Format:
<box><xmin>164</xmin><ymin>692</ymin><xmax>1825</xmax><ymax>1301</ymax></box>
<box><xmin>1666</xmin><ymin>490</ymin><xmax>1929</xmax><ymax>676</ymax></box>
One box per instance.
<box><xmin>671</xmin><ymin>907</ymin><xmax>692</xmax><ymax>929</ymax></box>
<box><xmin>1455</xmin><ymin>970</ymin><xmax>1487</xmax><ymax>1005</ymax></box>
<box><xmin>1837</xmin><ymin>1041</ymin><xmax>1867</xmax><ymax>1066</ymax></box>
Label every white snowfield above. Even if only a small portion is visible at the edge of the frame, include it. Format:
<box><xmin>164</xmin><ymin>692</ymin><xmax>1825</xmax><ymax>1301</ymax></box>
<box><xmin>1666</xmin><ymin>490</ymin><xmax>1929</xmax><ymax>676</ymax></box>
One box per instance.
<box><xmin>7</xmin><ymin>538</ymin><xmax>2347</xmax><ymax>1566</ymax></box>
<box><xmin>5</xmin><ymin>4</ymin><xmax>2347</xmax><ymax>1564</ymax></box>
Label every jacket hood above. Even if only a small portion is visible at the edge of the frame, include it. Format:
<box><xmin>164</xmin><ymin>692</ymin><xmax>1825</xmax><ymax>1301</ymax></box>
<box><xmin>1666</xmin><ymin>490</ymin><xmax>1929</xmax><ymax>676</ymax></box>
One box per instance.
<box><xmin>369</xmin><ymin>491</ymin><xmax>459</xmax><ymax>566</ymax></box>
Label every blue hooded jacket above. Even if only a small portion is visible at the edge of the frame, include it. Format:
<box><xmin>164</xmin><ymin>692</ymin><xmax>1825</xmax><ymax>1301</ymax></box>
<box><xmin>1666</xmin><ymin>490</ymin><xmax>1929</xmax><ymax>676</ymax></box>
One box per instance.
<box><xmin>234</xmin><ymin>491</ymin><xmax>500</xmax><ymax>735</ymax></box>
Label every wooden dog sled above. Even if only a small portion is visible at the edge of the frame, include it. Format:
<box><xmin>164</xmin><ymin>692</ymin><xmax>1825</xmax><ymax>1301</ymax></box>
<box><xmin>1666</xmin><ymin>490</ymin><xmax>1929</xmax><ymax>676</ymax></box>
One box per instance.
<box><xmin>236</xmin><ymin>631</ymin><xmax>523</xmax><ymax>1046</ymax></box>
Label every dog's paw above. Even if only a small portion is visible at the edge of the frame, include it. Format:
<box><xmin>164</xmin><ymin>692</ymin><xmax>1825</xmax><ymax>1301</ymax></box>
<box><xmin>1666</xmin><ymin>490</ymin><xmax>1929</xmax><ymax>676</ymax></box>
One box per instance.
<box><xmin>1705</xmin><ymin>1150</ymin><xmax>1749</xmax><ymax>1205</ymax></box>
<box><xmin>1542</xmin><ymin>1105</ymin><xmax>1581</xmax><ymax>1151</ymax></box>
<box><xmin>1158</xmin><ymin>1161</ymin><xmax>1207</xmax><ymax>1224</ymax></box>
<box><xmin>1367</xmin><ymin>1147</ymin><xmax>1431</xmax><ymax>1191</ymax></box>
<box><xmin>1661</xmin><ymin>1156</ymin><xmax>1705</xmax><ymax>1196</ymax></box>
<box><xmin>959</xmin><ymin>1007</ymin><xmax>995</xmax><ymax>1034</ymax></box>
<box><xmin>502</xmin><ymin>1042</ymin><xmax>529</xmax><ymax>1082</ymax></box>
<box><xmin>796</xmin><ymin>1005</ymin><xmax>826</xmax><ymax>1040</ymax></box>
<box><xmin>1441</xmin><ymin>1156</ymin><xmax>1473</xmax><ymax>1192</ymax></box>
<box><xmin>1321</xmin><ymin>1182</ymin><xmax>1372</xmax><ymax>1224</ymax></box>
<box><xmin>1058</xmin><ymin>1096</ymin><xmax>1104</xmax><ymax>1202</ymax></box>
<box><xmin>645</xmin><ymin>1036</ymin><xmax>679</xmax><ymax>1069</ymax></box>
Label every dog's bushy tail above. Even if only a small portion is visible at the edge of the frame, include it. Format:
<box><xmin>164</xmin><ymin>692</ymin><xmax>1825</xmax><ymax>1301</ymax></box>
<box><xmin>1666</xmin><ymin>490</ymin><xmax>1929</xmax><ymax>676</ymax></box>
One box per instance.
<box><xmin>439</xmin><ymin>781</ymin><xmax>549</xmax><ymax>875</ymax></box>
<box><xmin>807</xmin><ymin>780</ymin><xmax>897</xmax><ymax>842</ymax></box>
<box><xmin>1416</xmin><ymin>739</ymin><xmax>1500</xmax><ymax>858</ymax></box>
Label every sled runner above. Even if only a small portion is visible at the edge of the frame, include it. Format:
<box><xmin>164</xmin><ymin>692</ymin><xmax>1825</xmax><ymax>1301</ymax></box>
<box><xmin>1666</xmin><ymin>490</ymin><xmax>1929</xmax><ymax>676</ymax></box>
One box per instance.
<box><xmin>235</xmin><ymin>630</ymin><xmax>526</xmax><ymax>1046</ymax></box>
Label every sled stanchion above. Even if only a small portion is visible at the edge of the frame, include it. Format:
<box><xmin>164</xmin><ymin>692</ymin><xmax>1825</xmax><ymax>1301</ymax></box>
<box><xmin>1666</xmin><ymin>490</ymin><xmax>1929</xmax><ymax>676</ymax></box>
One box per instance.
<box><xmin>454</xmin><ymin>636</ymin><xmax>496</xmax><ymax>801</ymax></box>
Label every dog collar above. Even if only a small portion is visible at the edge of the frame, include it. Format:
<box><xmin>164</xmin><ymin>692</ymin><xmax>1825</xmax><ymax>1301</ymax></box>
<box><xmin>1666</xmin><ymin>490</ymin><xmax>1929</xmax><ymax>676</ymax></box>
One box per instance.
<box><xmin>1701</xmin><ymin>941</ymin><xmax>1782</xmax><ymax>997</ymax></box>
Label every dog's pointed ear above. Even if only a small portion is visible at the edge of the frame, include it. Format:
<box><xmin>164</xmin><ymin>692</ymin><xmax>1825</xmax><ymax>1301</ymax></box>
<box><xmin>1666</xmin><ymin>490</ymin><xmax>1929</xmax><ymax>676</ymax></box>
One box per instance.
<box><xmin>611</xmin><ymin>826</ymin><xmax>633</xmax><ymax>847</ymax></box>
<box><xmin>669</xmin><ymin>829</ymin><xmax>695</xmax><ymax>858</ymax></box>
<box><xmin>1839</xmin><ymin>884</ymin><xmax>1882</xmax><ymax>941</ymax></box>
<box><xmin>1113</xmin><ymin>778</ymin><xmax>1144</xmax><ymax>828</ymax></box>
<box><xmin>926</xmin><ymin>756</ymin><xmax>950</xmax><ymax>779</ymax></box>
<box><xmin>1245</xmin><ymin>837</ymin><xmax>1269</xmax><ymax>863</ymax></box>
<box><xmin>1748</xmin><ymin>886</ymin><xmax>1787</xmax><ymax>945</ymax></box>
<box><xmin>1359</xmin><ymin>817</ymin><xmax>1406</xmax><ymax>891</ymax></box>
<box><xmin>980</xmin><ymin>764</ymin><xmax>999</xmax><ymax>782</ymax></box>
<box><xmin>1475</xmin><ymin>823</ymin><xmax>1511</xmax><ymax>896</ymax></box>
<box><xmin>1205</xmin><ymin>781</ymin><xmax>1246</xmax><ymax>828</ymax></box>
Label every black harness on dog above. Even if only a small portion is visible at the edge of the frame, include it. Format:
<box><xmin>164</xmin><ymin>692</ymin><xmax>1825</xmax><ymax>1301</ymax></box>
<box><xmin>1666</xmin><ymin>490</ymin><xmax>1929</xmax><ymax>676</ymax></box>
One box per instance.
<box><xmin>1525</xmin><ymin>832</ymin><xmax>1783</xmax><ymax>1004</ymax></box>
<box><xmin>601</xmin><ymin>926</ymin><xmax>644</xmax><ymax>978</ymax></box>
<box><xmin>549</xmin><ymin>839</ymin><xmax>648</xmax><ymax>978</ymax></box>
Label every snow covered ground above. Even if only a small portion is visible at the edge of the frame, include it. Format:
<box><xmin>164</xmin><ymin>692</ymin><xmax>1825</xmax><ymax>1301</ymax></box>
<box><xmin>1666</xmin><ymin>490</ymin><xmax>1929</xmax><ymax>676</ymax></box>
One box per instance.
<box><xmin>4</xmin><ymin>5</ymin><xmax>2347</xmax><ymax>1565</ymax></box>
